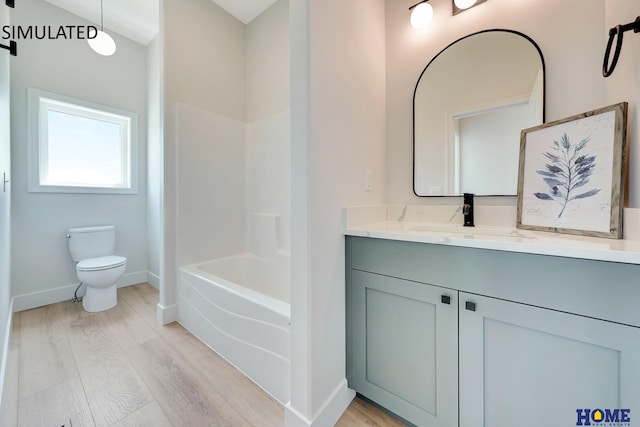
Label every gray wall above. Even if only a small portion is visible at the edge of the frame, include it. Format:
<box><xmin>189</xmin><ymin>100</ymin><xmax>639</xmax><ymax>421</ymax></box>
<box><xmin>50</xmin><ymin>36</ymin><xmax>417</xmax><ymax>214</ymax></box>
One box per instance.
<box><xmin>10</xmin><ymin>0</ymin><xmax>148</xmax><ymax>309</ymax></box>
<box><xmin>0</xmin><ymin>2</ymin><xmax>13</xmax><ymax>418</ymax></box>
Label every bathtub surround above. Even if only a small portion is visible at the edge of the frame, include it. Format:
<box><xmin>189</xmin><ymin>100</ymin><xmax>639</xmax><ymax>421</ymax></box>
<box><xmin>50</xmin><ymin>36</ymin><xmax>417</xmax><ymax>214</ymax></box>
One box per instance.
<box><xmin>176</xmin><ymin>103</ymin><xmax>246</xmax><ymax>267</ymax></box>
<box><xmin>249</xmin><ymin>213</ymin><xmax>290</xmax><ymax>268</ymax></box>
<box><xmin>175</xmin><ymin>104</ymin><xmax>290</xmax><ymax>266</ymax></box>
<box><xmin>174</xmin><ymin>107</ymin><xmax>290</xmax><ymax>262</ymax></box>
<box><xmin>246</xmin><ymin>111</ymin><xmax>291</xmax><ymax>253</ymax></box>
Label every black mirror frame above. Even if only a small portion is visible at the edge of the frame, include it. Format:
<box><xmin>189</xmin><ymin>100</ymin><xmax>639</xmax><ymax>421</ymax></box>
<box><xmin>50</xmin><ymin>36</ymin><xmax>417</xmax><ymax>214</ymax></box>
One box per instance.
<box><xmin>412</xmin><ymin>28</ymin><xmax>546</xmax><ymax>197</ymax></box>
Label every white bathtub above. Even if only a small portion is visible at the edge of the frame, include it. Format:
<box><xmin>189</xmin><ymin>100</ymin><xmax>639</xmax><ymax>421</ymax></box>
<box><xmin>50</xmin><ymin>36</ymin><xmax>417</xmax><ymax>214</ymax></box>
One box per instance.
<box><xmin>177</xmin><ymin>253</ymin><xmax>290</xmax><ymax>403</ymax></box>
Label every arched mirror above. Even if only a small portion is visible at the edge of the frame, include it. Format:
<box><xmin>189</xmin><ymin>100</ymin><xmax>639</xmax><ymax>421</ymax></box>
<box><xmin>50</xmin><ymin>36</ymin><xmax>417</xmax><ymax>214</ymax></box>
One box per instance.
<box><xmin>413</xmin><ymin>29</ymin><xmax>545</xmax><ymax>196</ymax></box>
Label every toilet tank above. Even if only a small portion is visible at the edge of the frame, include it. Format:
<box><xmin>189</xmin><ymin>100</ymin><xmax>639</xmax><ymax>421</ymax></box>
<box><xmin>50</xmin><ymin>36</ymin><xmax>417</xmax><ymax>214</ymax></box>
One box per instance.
<box><xmin>67</xmin><ymin>225</ymin><xmax>116</xmax><ymax>262</ymax></box>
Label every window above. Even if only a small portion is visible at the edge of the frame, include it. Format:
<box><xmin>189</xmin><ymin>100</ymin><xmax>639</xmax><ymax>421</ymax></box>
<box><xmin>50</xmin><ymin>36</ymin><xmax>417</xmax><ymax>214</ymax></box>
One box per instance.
<box><xmin>28</xmin><ymin>88</ymin><xmax>138</xmax><ymax>194</ymax></box>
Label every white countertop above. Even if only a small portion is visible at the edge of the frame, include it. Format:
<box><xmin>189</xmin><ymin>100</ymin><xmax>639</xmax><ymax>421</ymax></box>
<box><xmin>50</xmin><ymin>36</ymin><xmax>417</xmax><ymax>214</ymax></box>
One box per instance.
<box><xmin>345</xmin><ymin>220</ymin><xmax>640</xmax><ymax>265</ymax></box>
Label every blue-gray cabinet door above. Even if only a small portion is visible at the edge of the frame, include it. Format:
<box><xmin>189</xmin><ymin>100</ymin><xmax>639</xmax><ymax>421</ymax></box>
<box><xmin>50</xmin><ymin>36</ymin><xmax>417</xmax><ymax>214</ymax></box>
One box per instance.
<box><xmin>459</xmin><ymin>293</ymin><xmax>640</xmax><ymax>427</ymax></box>
<box><xmin>351</xmin><ymin>270</ymin><xmax>458</xmax><ymax>426</ymax></box>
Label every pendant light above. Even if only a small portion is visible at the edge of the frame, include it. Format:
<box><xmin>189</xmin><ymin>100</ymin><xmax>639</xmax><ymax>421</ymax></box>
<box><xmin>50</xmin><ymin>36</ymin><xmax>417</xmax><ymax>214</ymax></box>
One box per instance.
<box><xmin>87</xmin><ymin>0</ymin><xmax>116</xmax><ymax>56</ymax></box>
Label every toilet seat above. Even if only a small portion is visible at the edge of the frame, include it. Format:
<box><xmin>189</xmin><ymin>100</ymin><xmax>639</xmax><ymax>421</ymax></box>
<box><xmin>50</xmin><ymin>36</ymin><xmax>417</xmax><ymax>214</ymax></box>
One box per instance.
<box><xmin>77</xmin><ymin>255</ymin><xmax>127</xmax><ymax>272</ymax></box>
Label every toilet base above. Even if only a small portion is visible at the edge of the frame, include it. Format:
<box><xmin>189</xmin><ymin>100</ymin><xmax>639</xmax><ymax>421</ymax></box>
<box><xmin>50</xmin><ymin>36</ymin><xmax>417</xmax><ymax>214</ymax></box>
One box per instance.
<box><xmin>83</xmin><ymin>283</ymin><xmax>118</xmax><ymax>312</ymax></box>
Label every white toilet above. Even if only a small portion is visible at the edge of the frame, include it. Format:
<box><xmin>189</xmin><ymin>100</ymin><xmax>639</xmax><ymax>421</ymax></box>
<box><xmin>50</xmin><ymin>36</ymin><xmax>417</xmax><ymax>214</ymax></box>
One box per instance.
<box><xmin>67</xmin><ymin>225</ymin><xmax>127</xmax><ymax>312</ymax></box>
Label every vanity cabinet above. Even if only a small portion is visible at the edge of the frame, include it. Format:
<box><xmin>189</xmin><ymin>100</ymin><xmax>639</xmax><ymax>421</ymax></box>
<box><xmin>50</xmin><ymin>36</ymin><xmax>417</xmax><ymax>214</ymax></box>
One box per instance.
<box><xmin>350</xmin><ymin>270</ymin><xmax>458</xmax><ymax>426</ymax></box>
<box><xmin>346</xmin><ymin>236</ymin><xmax>640</xmax><ymax>427</ymax></box>
<box><xmin>458</xmin><ymin>293</ymin><xmax>640</xmax><ymax>427</ymax></box>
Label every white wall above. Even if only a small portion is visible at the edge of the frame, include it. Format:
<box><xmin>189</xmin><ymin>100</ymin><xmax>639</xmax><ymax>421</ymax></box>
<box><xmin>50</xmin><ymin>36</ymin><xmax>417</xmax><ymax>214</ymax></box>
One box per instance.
<box><xmin>147</xmin><ymin>35</ymin><xmax>162</xmax><ymax>288</ymax></box>
<box><xmin>386</xmin><ymin>0</ymin><xmax>608</xmax><ymax>206</ymax></box>
<box><xmin>287</xmin><ymin>0</ymin><xmax>387</xmax><ymax>424</ymax></box>
<box><xmin>10</xmin><ymin>0</ymin><xmax>148</xmax><ymax>310</ymax></box>
<box><xmin>246</xmin><ymin>0</ymin><xmax>290</xmax><ymax>123</ymax></box>
<box><xmin>604</xmin><ymin>1</ymin><xmax>640</xmax><ymax>208</ymax></box>
<box><xmin>162</xmin><ymin>0</ymin><xmax>246</xmax><ymax>315</ymax></box>
<box><xmin>246</xmin><ymin>0</ymin><xmax>290</xmax><ymax>254</ymax></box>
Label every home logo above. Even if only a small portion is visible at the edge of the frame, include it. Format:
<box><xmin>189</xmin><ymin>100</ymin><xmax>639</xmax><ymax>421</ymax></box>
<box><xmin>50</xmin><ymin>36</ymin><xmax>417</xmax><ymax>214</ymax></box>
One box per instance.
<box><xmin>576</xmin><ymin>408</ymin><xmax>631</xmax><ymax>426</ymax></box>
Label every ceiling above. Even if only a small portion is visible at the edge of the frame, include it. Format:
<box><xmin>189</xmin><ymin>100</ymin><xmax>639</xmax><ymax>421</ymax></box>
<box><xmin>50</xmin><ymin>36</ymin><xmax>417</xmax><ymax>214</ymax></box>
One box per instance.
<box><xmin>211</xmin><ymin>0</ymin><xmax>278</xmax><ymax>24</ymax></box>
<box><xmin>43</xmin><ymin>0</ymin><xmax>278</xmax><ymax>46</ymax></box>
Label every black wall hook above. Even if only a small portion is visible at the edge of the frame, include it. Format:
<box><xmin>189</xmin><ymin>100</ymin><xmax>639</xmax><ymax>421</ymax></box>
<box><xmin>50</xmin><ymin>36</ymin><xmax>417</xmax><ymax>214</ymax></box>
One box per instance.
<box><xmin>603</xmin><ymin>16</ymin><xmax>640</xmax><ymax>77</ymax></box>
<box><xmin>0</xmin><ymin>41</ymin><xmax>17</xmax><ymax>56</ymax></box>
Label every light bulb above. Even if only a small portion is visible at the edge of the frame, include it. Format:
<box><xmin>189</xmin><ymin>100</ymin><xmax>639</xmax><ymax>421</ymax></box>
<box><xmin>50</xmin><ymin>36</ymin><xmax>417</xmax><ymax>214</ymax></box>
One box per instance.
<box><xmin>411</xmin><ymin>2</ymin><xmax>433</xmax><ymax>30</ymax></box>
<box><xmin>87</xmin><ymin>30</ymin><xmax>117</xmax><ymax>56</ymax></box>
<box><xmin>454</xmin><ymin>0</ymin><xmax>478</xmax><ymax>10</ymax></box>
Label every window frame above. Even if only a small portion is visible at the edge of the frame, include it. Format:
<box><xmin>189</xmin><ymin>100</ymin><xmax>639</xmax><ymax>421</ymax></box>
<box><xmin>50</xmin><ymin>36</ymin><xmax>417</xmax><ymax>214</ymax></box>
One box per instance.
<box><xmin>28</xmin><ymin>88</ymin><xmax>138</xmax><ymax>194</ymax></box>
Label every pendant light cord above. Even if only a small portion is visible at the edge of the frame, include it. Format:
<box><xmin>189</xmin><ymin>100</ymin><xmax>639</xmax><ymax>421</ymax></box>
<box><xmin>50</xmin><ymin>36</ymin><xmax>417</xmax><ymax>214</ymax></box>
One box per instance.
<box><xmin>100</xmin><ymin>0</ymin><xmax>104</xmax><ymax>31</ymax></box>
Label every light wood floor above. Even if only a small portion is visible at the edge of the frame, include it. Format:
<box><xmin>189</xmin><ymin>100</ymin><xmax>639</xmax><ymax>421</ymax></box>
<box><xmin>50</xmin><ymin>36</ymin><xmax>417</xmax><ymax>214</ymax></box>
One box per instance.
<box><xmin>3</xmin><ymin>283</ymin><xmax>406</xmax><ymax>426</ymax></box>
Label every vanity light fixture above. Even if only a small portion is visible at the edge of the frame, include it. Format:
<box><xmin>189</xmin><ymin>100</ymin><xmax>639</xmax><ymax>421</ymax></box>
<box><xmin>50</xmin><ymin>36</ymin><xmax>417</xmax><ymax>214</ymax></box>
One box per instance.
<box><xmin>452</xmin><ymin>0</ymin><xmax>486</xmax><ymax>16</ymax></box>
<box><xmin>454</xmin><ymin>0</ymin><xmax>477</xmax><ymax>9</ymax></box>
<box><xmin>87</xmin><ymin>0</ymin><xmax>116</xmax><ymax>56</ymax></box>
<box><xmin>409</xmin><ymin>0</ymin><xmax>434</xmax><ymax>30</ymax></box>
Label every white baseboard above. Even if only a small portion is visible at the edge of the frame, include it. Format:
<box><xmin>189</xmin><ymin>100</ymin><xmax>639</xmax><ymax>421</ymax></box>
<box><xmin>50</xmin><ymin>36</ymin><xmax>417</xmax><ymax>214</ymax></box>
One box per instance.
<box><xmin>12</xmin><ymin>270</ymin><xmax>147</xmax><ymax>312</ymax></box>
<box><xmin>285</xmin><ymin>379</ymin><xmax>355</xmax><ymax>427</ymax></box>
<box><xmin>0</xmin><ymin>297</ymin><xmax>14</xmax><ymax>416</ymax></box>
<box><xmin>146</xmin><ymin>271</ymin><xmax>160</xmax><ymax>289</ymax></box>
<box><xmin>157</xmin><ymin>303</ymin><xmax>177</xmax><ymax>325</ymax></box>
<box><xmin>119</xmin><ymin>271</ymin><xmax>147</xmax><ymax>288</ymax></box>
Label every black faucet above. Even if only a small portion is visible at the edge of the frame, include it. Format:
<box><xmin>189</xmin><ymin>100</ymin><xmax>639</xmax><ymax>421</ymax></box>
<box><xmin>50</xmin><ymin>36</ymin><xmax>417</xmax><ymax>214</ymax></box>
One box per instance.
<box><xmin>463</xmin><ymin>193</ymin><xmax>474</xmax><ymax>227</ymax></box>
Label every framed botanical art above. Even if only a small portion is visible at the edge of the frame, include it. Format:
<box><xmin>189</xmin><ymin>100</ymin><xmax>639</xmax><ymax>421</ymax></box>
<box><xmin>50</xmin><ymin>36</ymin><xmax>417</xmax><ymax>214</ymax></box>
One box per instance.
<box><xmin>516</xmin><ymin>102</ymin><xmax>628</xmax><ymax>239</ymax></box>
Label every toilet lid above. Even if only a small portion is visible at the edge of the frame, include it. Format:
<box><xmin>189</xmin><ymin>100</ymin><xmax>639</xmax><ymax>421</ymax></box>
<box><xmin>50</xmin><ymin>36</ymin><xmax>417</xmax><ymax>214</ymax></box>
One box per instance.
<box><xmin>77</xmin><ymin>255</ymin><xmax>127</xmax><ymax>272</ymax></box>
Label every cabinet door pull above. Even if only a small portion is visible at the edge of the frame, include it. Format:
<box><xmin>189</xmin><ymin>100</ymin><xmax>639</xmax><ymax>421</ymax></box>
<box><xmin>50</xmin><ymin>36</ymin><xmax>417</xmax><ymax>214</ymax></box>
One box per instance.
<box><xmin>465</xmin><ymin>301</ymin><xmax>476</xmax><ymax>312</ymax></box>
<box><xmin>441</xmin><ymin>295</ymin><xmax>451</xmax><ymax>305</ymax></box>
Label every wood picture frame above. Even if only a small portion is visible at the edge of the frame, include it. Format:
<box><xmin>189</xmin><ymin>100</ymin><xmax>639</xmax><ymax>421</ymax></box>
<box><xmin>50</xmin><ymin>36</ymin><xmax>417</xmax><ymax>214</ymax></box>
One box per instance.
<box><xmin>516</xmin><ymin>102</ymin><xmax>628</xmax><ymax>239</ymax></box>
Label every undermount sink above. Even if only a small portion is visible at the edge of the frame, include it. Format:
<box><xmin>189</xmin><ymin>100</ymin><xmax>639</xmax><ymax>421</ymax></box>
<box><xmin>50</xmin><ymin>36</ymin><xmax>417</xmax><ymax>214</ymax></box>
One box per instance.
<box><xmin>409</xmin><ymin>224</ymin><xmax>536</xmax><ymax>239</ymax></box>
